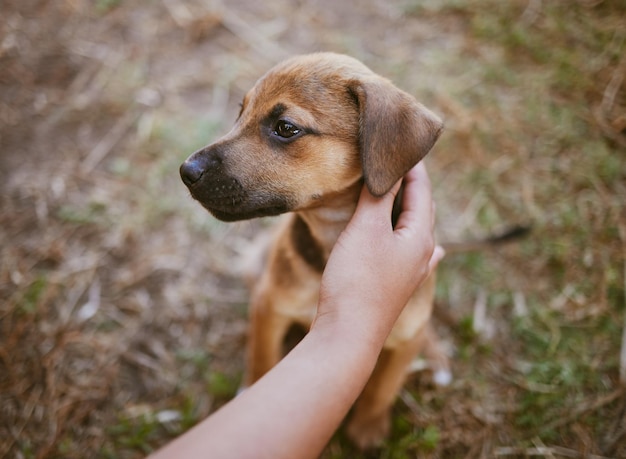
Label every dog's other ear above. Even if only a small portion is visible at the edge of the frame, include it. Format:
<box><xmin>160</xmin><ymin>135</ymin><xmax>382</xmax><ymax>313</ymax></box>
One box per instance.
<box><xmin>350</xmin><ymin>78</ymin><xmax>443</xmax><ymax>197</ymax></box>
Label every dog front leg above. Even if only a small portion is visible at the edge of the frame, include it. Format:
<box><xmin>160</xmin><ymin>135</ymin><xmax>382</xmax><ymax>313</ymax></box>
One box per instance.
<box><xmin>244</xmin><ymin>288</ymin><xmax>292</xmax><ymax>387</ymax></box>
<box><xmin>346</xmin><ymin>329</ymin><xmax>424</xmax><ymax>450</ymax></box>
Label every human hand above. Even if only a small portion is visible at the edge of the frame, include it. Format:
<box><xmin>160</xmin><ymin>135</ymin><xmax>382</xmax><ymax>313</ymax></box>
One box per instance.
<box><xmin>314</xmin><ymin>163</ymin><xmax>444</xmax><ymax>342</ymax></box>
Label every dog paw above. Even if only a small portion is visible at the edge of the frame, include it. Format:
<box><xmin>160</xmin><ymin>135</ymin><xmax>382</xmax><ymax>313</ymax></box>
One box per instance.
<box><xmin>346</xmin><ymin>411</ymin><xmax>390</xmax><ymax>450</ymax></box>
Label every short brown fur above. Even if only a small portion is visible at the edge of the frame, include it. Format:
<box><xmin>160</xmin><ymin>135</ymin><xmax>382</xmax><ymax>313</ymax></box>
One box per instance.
<box><xmin>180</xmin><ymin>52</ymin><xmax>449</xmax><ymax>449</ymax></box>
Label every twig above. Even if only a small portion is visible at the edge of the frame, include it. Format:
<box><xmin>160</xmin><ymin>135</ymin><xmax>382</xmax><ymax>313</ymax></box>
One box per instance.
<box><xmin>601</xmin><ymin>59</ymin><xmax>625</xmax><ymax>114</ymax></box>
<box><xmin>592</xmin><ymin>106</ymin><xmax>626</xmax><ymax>148</ymax></box>
<box><xmin>532</xmin><ymin>437</ymin><xmax>556</xmax><ymax>459</ymax></box>
<box><xmin>399</xmin><ymin>389</ymin><xmax>423</xmax><ymax>419</ymax></box>
<box><xmin>520</xmin><ymin>0</ymin><xmax>542</xmax><ymax>25</ymax></box>
<box><xmin>473</xmin><ymin>288</ymin><xmax>494</xmax><ymax>339</ymax></box>
<box><xmin>219</xmin><ymin>8</ymin><xmax>289</xmax><ymax>61</ymax></box>
<box><xmin>592</xmin><ymin>54</ymin><xmax>626</xmax><ymax>148</ymax></box>
<box><xmin>80</xmin><ymin>109</ymin><xmax>141</xmax><ymax>174</ymax></box>
<box><xmin>495</xmin><ymin>445</ymin><xmax>611</xmax><ymax>458</ymax></box>
<box><xmin>77</xmin><ymin>277</ymin><xmax>101</xmax><ymax>322</ymax></box>
<box><xmin>618</xmin><ymin>223</ymin><xmax>626</xmax><ymax>385</ymax></box>
<box><xmin>161</xmin><ymin>0</ymin><xmax>194</xmax><ymax>27</ymax></box>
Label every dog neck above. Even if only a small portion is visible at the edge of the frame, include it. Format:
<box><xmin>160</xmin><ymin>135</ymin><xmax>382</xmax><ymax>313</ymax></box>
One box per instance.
<box><xmin>294</xmin><ymin>180</ymin><xmax>362</xmax><ymax>270</ymax></box>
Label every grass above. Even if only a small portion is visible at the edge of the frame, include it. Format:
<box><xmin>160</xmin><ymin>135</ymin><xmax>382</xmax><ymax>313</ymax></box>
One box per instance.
<box><xmin>420</xmin><ymin>0</ymin><xmax>625</xmax><ymax>454</ymax></box>
<box><xmin>1</xmin><ymin>0</ymin><xmax>624</xmax><ymax>457</ymax></box>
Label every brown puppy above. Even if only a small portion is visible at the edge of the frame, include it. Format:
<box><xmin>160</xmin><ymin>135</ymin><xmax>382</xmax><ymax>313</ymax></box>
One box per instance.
<box><xmin>180</xmin><ymin>52</ymin><xmax>449</xmax><ymax>449</ymax></box>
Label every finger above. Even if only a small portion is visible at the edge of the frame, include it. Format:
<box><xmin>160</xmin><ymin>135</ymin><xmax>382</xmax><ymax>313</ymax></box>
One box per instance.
<box><xmin>351</xmin><ymin>179</ymin><xmax>402</xmax><ymax>227</ymax></box>
<box><xmin>394</xmin><ymin>162</ymin><xmax>433</xmax><ymax>232</ymax></box>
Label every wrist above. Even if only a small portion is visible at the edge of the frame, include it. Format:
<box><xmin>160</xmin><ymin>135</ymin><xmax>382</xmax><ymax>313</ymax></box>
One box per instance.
<box><xmin>311</xmin><ymin>301</ymin><xmax>390</xmax><ymax>358</ymax></box>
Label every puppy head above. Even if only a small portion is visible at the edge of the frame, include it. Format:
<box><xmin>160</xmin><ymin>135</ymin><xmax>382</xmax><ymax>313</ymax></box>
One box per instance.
<box><xmin>180</xmin><ymin>53</ymin><xmax>442</xmax><ymax>221</ymax></box>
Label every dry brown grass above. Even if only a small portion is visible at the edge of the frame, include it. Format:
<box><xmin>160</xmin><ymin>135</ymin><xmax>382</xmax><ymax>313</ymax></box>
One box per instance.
<box><xmin>1</xmin><ymin>0</ymin><xmax>625</xmax><ymax>457</ymax></box>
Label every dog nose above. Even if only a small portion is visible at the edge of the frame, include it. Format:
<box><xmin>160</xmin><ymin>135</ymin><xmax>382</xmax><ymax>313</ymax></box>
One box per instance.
<box><xmin>180</xmin><ymin>159</ymin><xmax>205</xmax><ymax>186</ymax></box>
<box><xmin>180</xmin><ymin>147</ymin><xmax>224</xmax><ymax>186</ymax></box>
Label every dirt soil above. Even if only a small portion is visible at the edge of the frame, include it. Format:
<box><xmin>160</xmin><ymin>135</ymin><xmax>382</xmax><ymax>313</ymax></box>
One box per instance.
<box><xmin>1</xmin><ymin>0</ymin><xmax>626</xmax><ymax>458</ymax></box>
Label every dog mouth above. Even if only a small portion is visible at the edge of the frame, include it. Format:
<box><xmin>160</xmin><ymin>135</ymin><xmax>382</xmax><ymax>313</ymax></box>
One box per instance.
<box><xmin>185</xmin><ymin>175</ymin><xmax>291</xmax><ymax>222</ymax></box>
<box><xmin>208</xmin><ymin>203</ymin><xmax>290</xmax><ymax>222</ymax></box>
<box><xmin>203</xmin><ymin>196</ymin><xmax>291</xmax><ymax>222</ymax></box>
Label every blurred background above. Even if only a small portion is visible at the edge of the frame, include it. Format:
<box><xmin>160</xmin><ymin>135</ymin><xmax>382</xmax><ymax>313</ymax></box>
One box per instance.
<box><xmin>1</xmin><ymin>0</ymin><xmax>625</xmax><ymax>457</ymax></box>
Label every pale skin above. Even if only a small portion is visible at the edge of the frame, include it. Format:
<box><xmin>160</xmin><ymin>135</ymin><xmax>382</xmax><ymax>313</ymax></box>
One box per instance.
<box><xmin>149</xmin><ymin>163</ymin><xmax>444</xmax><ymax>459</ymax></box>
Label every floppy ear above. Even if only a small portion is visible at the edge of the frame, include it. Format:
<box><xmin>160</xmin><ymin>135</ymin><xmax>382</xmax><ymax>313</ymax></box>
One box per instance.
<box><xmin>350</xmin><ymin>78</ymin><xmax>443</xmax><ymax>197</ymax></box>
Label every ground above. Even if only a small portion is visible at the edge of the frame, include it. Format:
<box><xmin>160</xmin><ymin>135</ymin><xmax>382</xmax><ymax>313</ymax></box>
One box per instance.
<box><xmin>1</xmin><ymin>0</ymin><xmax>625</xmax><ymax>457</ymax></box>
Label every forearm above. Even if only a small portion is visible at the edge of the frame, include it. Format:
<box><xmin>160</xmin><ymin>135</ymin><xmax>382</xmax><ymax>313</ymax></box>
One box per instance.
<box><xmin>150</xmin><ymin>321</ymin><xmax>385</xmax><ymax>459</ymax></box>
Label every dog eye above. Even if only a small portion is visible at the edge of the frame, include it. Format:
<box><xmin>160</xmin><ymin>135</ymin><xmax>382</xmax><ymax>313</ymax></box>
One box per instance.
<box><xmin>273</xmin><ymin>120</ymin><xmax>301</xmax><ymax>139</ymax></box>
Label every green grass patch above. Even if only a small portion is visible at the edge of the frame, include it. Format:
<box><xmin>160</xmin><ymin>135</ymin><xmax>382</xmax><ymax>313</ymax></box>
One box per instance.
<box><xmin>17</xmin><ymin>275</ymin><xmax>48</xmax><ymax>315</ymax></box>
<box><xmin>206</xmin><ymin>371</ymin><xmax>239</xmax><ymax>399</ymax></box>
<box><xmin>382</xmin><ymin>416</ymin><xmax>441</xmax><ymax>458</ymax></box>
